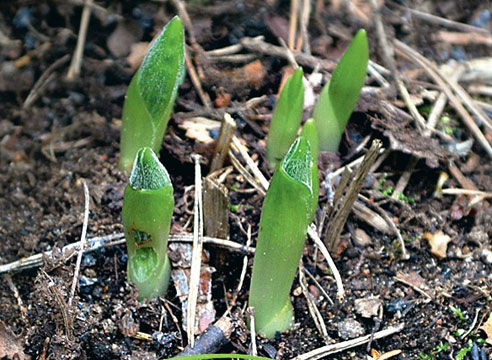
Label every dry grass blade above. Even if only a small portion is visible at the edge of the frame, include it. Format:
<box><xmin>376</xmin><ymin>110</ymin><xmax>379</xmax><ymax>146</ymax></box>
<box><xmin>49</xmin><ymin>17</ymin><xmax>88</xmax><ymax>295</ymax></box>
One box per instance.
<box><xmin>394</xmin><ymin>40</ymin><xmax>492</xmax><ymax>158</ymax></box>
<box><xmin>68</xmin><ymin>180</ymin><xmax>89</xmax><ymax>308</ymax></box>
<box><xmin>230</xmin><ymin>136</ymin><xmax>270</xmax><ymax>190</ymax></box>
<box><xmin>187</xmin><ymin>154</ymin><xmax>204</xmax><ymax>347</ymax></box>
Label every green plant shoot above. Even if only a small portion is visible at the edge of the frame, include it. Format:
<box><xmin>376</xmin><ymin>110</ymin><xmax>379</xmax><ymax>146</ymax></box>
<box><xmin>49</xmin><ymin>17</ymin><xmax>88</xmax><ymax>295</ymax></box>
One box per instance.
<box><xmin>313</xmin><ymin>29</ymin><xmax>368</xmax><ymax>152</ymax></box>
<box><xmin>300</xmin><ymin>118</ymin><xmax>319</xmax><ymax>219</ymax></box>
<box><xmin>249</xmin><ymin>137</ymin><xmax>314</xmax><ymax>338</ymax></box>
<box><xmin>119</xmin><ymin>16</ymin><xmax>185</xmax><ymax>172</ymax></box>
<box><xmin>266</xmin><ymin>67</ymin><xmax>304</xmax><ymax>170</ymax></box>
<box><xmin>122</xmin><ymin>147</ymin><xmax>174</xmax><ymax>299</ymax></box>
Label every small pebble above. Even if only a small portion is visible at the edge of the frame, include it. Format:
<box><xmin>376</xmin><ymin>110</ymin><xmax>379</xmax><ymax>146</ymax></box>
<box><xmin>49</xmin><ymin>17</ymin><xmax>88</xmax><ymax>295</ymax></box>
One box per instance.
<box><xmin>337</xmin><ymin>318</ymin><xmax>365</xmax><ymax>340</ymax></box>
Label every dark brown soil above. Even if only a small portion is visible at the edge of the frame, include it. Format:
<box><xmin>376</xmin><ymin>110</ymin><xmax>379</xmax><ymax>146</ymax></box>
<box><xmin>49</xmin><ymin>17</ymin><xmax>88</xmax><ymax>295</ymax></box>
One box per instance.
<box><xmin>0</xmin><ymin>1</ymin><xmax>491</xmax><ymax>359</ymax></box>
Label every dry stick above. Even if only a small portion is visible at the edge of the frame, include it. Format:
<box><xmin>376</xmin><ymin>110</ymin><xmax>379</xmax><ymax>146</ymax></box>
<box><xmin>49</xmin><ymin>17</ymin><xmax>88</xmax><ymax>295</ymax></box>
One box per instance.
<box><xmin>296</xmin><ymin>0</ymin><xmax>311</xmax><ymax>53</ymax></box>
<box><xmin>228</xmin><ymin>151</ymin><xmax>266</xmax><ymax>196</ymax></box>
<box><xmin>230</xmin><ymin>225</ymin><xmax>252</xmax><ymax>307</ymax></box>
<box><xmin>442</xmin><ymin>188</ymin><xmax>492</xmax><ymax>198</ymax></box>
<box><xmin>185</xmin><ymin>49</ymin><xmax>212</xmax><ymax>108</ymax></box>
<box><xmin>240</xmin><ymin>37</ymin><xmax>336</xmax><ymax>72</ymax></box>
<box><xmin>187</xmin><ymin>154</ymin><xmax>204</xmax><ymax>347</ymax></box>
<box><xmin>299</xmin><ymin>262</ymin><xmax>330</xmax><ymax>343</ymax></box>
<box><xmin>303</xmin><ymin>266</ymin><xmax>334</xmax><ymax>306</ymax></box>
<box><xmin>288</xmin><ymin>0</ymin><xmax>299</xmax><ymax>50</ymax></box>
<box><xmin>66</xmin><ymin>0</ymin><xmax>93</xmax><ymax>79</ymax></box>
<box><xmin>425</xmin><ymin>92</ymin><xmax>448</xmax><ymax>137</ymax></box>
<box><xmin>230</xmin><ymin>136</ymin><xmax>270</xmax><ymax>190</ymax></box>
<box><xmin>397</xmin><ymin>4</ymin><xmax>490</xmax><ymax>35</ymax></box>
<box><xmin>307</xmin><ymin>226</ymin><xmax>345</xmax><ymax>301</ymax></box>
<box><xmin>394</xmin><ymin>275</ymin><xmax>432</xmax><ymax>301</ymax></box>
<box><xmin>178</xmin><ymin>315</ymin><xmax>234</xmax><ymax>355</ymax></box>
<box><xmin>391</xmin><ymin>157</ymin><xmax>418</xmax><ymax>200</ymax></box>
<box><xmin>4</xmin><ymin>274</ymin><xmax>28</xmax><ymax>325</ymax></box>
<box><xmin>0</xmin><ymin>233</ymin><xmax>254</xmax><ymax>275</ymax></box>
<box><xmin>247</xmin><ymin>307</ymin><xmax>258</xmax><ymax>356</ymax></box>
<box><xmin>68</xmin><ymin>181</ymin><xmax>89</xmax><ymax>308</ymax></box>
<box><xmin>210</xmin><ymin>113</ymin><xmax>236</xmax><ymax>172</ymax></box>
<box><xmin>292</xmin><ymin>323</ymin><xmax>405</xmax><ymax>360</ymax></box>
<box><xmin>369</xmin><ymin>0</ymin><xmax>426</xmax><ymax>131</ymax></box>
<box><xmin>358</xmin><ymin>195</ymin><xmax>409</xmax><ymax>260</ymax></box>
<box><xmin>440</xmin><ymin>64</ymin><xmax>492</xmax><ymax>132</ymax></box>
<box><xmin>352</xmin><ymin>201</ymin><xmax>393</xmax><ymax>235</ymax></box>
<box><xmin>23</xmin><ymin>54</ymin><xmax>70</xmax><ymax>109</ymax></box>
<box><xmin>394</xmin><ymin>40</ymin><xmax>492</xmax><ymax>158</ymax></box>
<box><xmin>324</xmin><ymin>140</ymin><xmax>383</xmax><ymax>255</ymax></box>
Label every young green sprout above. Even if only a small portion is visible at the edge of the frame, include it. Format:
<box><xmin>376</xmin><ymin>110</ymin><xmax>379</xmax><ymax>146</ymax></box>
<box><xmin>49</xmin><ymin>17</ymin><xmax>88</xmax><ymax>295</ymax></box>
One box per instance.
<box><xmin>119</xmin><ymin>16</ymin><xmax>185</xmax><ymax>172</ymax></box>
<box><xmin>313</xmin><ymin>29</ymin><xmax>368</xmax><ymax>152</ymax></box>
<box><xmin>266</xmin><ymin>67</ymin><xmax>305</xmax><ymax>170</ymax></box>
<box><xmin>249</xmin><ymin>136</ymin><xmax>314</xmax><ymax>338</ymax></box>
<box><xmin>300</xmin><ymin>118</ymin><xmax>319</xmax><ymax>219</ymax></box>
<box><xmin>122</xmin><ymin>147</ymin><xmax>174</xmax><ymax>299</ymax></box>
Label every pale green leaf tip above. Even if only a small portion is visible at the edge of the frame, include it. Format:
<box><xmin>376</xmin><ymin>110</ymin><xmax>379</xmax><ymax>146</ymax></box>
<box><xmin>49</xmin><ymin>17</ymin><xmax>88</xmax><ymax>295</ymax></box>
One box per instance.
<box><xmin>281</xmin><ymin>137</ymin><xmax>313</xmax><ymax>192</ymax></box>
<box><xmin>129</xmin><ymin>147</ymin><xmax>171</xmax><ymax>190</ymax></box>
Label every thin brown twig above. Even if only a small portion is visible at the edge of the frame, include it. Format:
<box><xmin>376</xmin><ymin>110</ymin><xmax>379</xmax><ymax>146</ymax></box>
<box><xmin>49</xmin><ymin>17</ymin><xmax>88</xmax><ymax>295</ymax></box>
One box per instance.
<box><xmin>288</xmin><ymin>0</ymin><xmax>299</xmax><ymax>50</ymax></box>
<box><xmin>23</xmin><ymin>54</ymin><xmax>70</xmax><ymax>109</ymax></box>
<box><xmin>185</xmin><ymin>49</ymin><xmax>212</xmax><ymax>108</ymax></box>
<box><xmin>66</xmin><ymin>0</ymin><xmax>93</xmax><ymax>79</ymax></box>
<box><xmin>396</xmin><ymin>4</ymin><xmax>490</xmax><ymax>35</ymax></box>
<box><xmin>68</xmin><ymin>181</ymin><xmax>89</xmax><ymax>308</ymax></box>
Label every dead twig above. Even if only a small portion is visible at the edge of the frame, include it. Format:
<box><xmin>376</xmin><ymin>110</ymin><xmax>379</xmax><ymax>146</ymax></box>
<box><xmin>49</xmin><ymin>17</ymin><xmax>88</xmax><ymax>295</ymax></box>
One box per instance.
<box><xmin>307</xmin><ymin>226</ymin><xmax>345</xmax><ymax>301</ymax></box>
<box><xmin>68</xmin><ymin>181</ymin><xmax>89</xmax><ymax>308</ymax></box>
<box><xmin>0</xmin><ymin>233</ymin><xmax>254</xmax><ymax>275</ymax></box>
<box><xmin>210</xmin><ymin>113</ymin><xmax>236</xmax><ymax>172</ymax></box>
<box><xmin>394</xmin><ymin>40</ymin><xmax>492</xmax><ymax>158</ymax></box>
<box><xmin>66</xmin><ymin>0</ymin><xmax>93</xmax><ymax>79</ymax></box>
<box><xmin>299</xmin><ymin>262</ymin><xmax>330</xmax><ymax>343</ymax></box>
<box><xmin>187</xmin><ymin>154</ymin><xmax>204</xmax><ymax>347</ymax></box>
<box><xmin>23</xmin><ymin>54</ymin><xmax>70</xmax><ymax>109</ymax></box>
<box><xmin>292</xmin><ymin>323</ymin><xmax>405</xmax><ymax>360</ymax></box>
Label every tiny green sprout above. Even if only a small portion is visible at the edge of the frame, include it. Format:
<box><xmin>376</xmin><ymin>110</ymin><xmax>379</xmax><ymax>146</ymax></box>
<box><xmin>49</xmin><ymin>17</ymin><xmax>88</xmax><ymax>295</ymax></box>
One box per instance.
<box><xmin>122</xmin><ymin>147</ymin><xmax>174</xmax><ymax>299</ymax></box>
<box><xmin>455</xmin><ymin>339</ymin><xmax>474</xmax><ymax>360</ymax></box>
<box><xmin>313</xmin><ymin>29</ymin><xmax>369</xmax><ymax>152</ymax></box>
<box><xmin>449</xmin><ymin>305</ymin><xmax>466</xmax><ymax>322</ymax></box>
<box><xmin>249</xmin><ymin>136</ymin><xmax>314</xmax><ymax>338</ymax></box>
<box><xmin>266</xmin><ymin>67</ymin><xmax>305</xmax><ymax>170</ymax></box>
<box><xmin>300</xmin><ymin>118</ymin><xmax>319</xmax><ymax>219</ymax></box>
<box><xmin>119</xmin><ymin>16</ymin><xmax>185</xmax><ymax>172</ymax></box>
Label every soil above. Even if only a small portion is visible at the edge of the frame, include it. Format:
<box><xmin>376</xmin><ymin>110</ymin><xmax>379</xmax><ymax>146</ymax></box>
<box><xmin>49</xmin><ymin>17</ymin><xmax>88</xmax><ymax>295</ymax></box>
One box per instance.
<box><xmin>0</xmin><ymin>1</ymin><xmax>491</xmax><ymax>359</ymax></box>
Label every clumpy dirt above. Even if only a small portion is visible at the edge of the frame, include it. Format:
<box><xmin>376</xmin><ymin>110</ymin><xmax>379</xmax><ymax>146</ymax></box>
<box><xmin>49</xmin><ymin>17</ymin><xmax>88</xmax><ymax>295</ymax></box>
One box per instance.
<box><xmin>0</xmin><ymin>0</ymin><xmax>491</xmax><ymax>359</ymax></box>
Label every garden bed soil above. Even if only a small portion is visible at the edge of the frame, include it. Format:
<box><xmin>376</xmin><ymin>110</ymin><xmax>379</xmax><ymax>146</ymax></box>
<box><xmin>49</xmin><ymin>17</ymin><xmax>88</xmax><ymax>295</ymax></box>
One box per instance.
<box><xmin>0</xmin><ymin>1</ymin><xmax>491</xmax><ymax>359</ymax></box>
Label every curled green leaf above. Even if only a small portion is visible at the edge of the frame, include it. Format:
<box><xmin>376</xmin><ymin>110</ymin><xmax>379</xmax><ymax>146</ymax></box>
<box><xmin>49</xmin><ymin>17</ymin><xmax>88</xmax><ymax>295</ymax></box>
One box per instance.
<box><xmin>300</xmin><ymin>118</ymin><xmax>319</xmax><ymax>219</ymax></box>
<box><xmin>122</xmin><ymin>147</ymin><xmax>174</xmax><ymax>299</ymax></box>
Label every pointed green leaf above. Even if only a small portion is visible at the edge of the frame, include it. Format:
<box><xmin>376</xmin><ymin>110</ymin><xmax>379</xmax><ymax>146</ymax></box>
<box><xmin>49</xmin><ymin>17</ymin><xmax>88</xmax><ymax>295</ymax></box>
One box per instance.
<box><xmin>266</xmin><ymin>67</ymin><xmax>304</xmax><ymax>169</ymax></box>
<box><xmin>313</xmin><ymin>29</ymin><xmax>368</xmax><ymax>152</ymax></box>
<box><xmin>119</xmin><ymin>16</ymin><xmax>185</xmax><ymax>172</ymax></box>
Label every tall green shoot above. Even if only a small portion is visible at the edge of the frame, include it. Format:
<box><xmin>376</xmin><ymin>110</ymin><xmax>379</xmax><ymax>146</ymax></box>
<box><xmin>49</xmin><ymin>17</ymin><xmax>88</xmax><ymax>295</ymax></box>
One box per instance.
<box><xmin>119</xmin><ymin>16</ymin><xmax>185</xmax><ymax>172</ymax></box>
<box><xmin>313</xmin><ymin>29</ymin><xmax>368</xmax><ymax>152</ymax></box>
<box><xmin>266</xmin><ymin>67</ymin><xmax>305</xmax><ymax>170</ymax></box>
<box><xmin>249</xmin><ymin>137</ymin><xmax>314</xmax><ymax>338</ymax></box>
<box><xmin>122</xmin><ymin>147</ymin><xmax>174</xmax><ymax>299</ymax></box>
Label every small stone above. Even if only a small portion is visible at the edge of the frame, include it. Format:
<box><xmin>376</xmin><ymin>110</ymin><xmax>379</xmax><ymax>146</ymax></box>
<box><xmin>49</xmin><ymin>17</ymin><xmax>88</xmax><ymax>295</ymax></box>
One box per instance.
<box><xmin>353</xmin><ymin>228</ymin><xmax>371</xmax><ymax>247</ymax></box>
<box><xmin>481</xmin><ymin>249</ymin><xmax>492</xmax><ymax>264</ymax></box>
<box><xmin>337</xmin><ymin>318</ymin><xmax>365</xmax><ymax>340</ymax></box>
<box><xmin>354</xmin><ymin>296</ymin><xmax>382</xmax><ymax>318</ymax></box>
<box><xmin>102</xmin><ymin>318</ymin><xmax>115</xmax><ymax>334</ymax></box>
